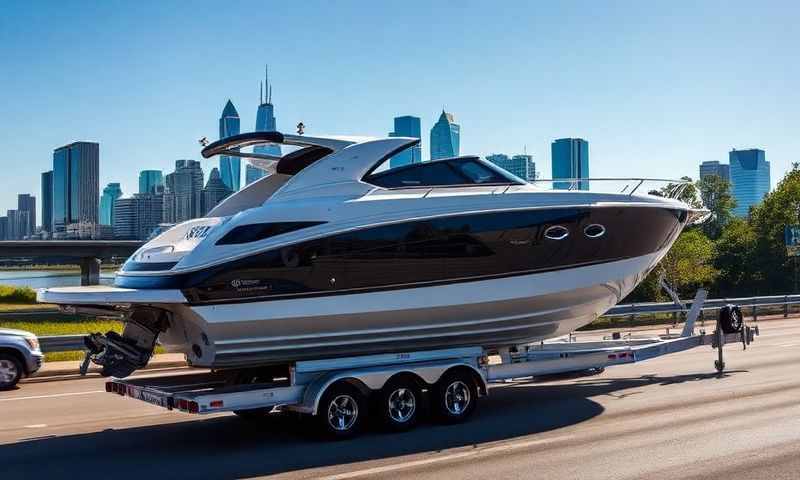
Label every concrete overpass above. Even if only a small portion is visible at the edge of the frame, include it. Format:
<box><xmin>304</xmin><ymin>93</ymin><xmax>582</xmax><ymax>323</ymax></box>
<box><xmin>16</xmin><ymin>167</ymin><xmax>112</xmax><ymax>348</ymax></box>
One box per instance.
<box><xmin>0</xmin><ymin>241</ymin><xmax>143</xmax><ymax>285</ymax></box>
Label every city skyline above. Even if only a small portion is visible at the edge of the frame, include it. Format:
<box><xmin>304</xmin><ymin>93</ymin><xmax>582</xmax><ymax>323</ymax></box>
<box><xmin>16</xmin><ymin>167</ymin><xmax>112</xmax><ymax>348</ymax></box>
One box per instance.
<box><xmin>2</xmin><ymin>2</ymin><xmax>796</xmax><ymax>219</ymax></box>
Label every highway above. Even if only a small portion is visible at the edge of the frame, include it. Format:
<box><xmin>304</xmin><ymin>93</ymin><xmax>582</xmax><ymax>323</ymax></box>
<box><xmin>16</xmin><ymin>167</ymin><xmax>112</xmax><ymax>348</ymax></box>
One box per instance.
<box><xmin>1</xmin><ymin>318</ymin><xmax>799</xmax><ymax>480</ymax></box>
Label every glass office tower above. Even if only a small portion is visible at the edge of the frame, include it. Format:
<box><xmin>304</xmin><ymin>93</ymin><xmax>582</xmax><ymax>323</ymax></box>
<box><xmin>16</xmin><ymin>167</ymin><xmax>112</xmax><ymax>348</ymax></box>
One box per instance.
<box><xmin>486</xmin><ymin>154</ymin><xmax>536</xmax><ymax>182</ymax></box>
<box><xmin>139</xmin><ymin>170</ymin><xmax>164</xmax><ymax>194</ymax></box>
<box><xmin>219</xmin><ymin>100</ymin><xmax>241</xmax><ymax>192</ymax></box>
<box><xmin>551</xmin><ymin>138</ymin><xmax>589</xmax><ymax>190</ymax></box>
<box><xmin>699</xmin><ymin>161</ymin><xmax>730</xmax><ymax>181</ymax></box>
<box><xmin>41</xmin><ymin>170</ymin><xmax>53</xmax><ymax>234</ymax></box>
<box><xmin>729</xmin><ymin>149</ymin><xmax>770</xmax><ymax>217</ymax></box>
<box><xmin>52</xmin><ymin>142</ymin><xmax>100</xmax><ymax>233</ymax></box>
<box><xmin>430</xmin><ymin>110</ymin><xmax>460</xmax><ymax>160</ymax></box>
<box><xmin>388</xmin><ymin>116</ymin><xmax>422</xmax><ymax>168</ymax></box>
<box><xmin>100</xmin><ymin>183</ymin><xmax>123</xmax><ymax>225</ymax></box>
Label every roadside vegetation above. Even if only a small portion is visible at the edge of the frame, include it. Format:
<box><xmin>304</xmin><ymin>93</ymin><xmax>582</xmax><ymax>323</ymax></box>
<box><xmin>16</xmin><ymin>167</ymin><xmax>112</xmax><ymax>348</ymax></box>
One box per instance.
<box><xmin>625</xmin><ymin>166</ymin><xmax>800</xmax><ymax>302</ymax></box>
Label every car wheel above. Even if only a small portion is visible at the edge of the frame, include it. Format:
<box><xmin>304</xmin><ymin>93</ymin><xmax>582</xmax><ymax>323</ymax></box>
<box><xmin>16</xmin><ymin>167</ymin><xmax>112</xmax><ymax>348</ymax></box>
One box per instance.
<box><xmin>0</xmin><ymin>353</ymin><xmax>23</xmax><ymax>390</ymax></box>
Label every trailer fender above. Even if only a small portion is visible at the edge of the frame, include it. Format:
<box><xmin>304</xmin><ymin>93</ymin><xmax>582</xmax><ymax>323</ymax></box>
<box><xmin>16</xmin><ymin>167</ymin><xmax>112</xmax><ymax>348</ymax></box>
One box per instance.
<box><xmin>294</xmin><ymin>361</ymin><xmax>486</xmax><ymax>415</ymax></box>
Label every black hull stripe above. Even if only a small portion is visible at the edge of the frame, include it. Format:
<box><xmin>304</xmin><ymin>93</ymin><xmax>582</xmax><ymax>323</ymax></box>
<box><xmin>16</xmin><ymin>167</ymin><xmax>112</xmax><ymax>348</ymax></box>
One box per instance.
<box><xmin>182</xmin><ymin>255</ymin><xmax>639</xmax><ymax>306</ymax></box>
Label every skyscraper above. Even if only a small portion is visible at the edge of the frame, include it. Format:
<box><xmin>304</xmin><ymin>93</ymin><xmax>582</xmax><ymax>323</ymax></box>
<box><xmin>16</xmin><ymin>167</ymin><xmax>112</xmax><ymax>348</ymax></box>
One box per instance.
<box><xmin>0</xmin><ymin>217</ymin><xmax>7</xmax><ymax>241</ymax></box>
<box><xmin>41</xmin><ymin>171</ymin><xmax>53</xmax><ymax>234</ymax></box>
<box><xmin>52</xmin><ymin>142</ymin><xmax>100</xmax><ymax>233</ymax></box>
<box><xmin>113</xmin><ymin>191</ymin><xmax>164</xmax><ymax>240</ymax></box>
<box><xmin>6</xmin><ymin>210</ymin><xmax>18</xmax><ymax>240</ymax></box>
<box><xmin>388</xmin><ymin>116</ymin><xmax>422</xmax><ymax>168</ymax></box>
<box><xmin>219</xmin><ymin>100</ymin><xmax>241</xmax><ymax>192</ymax></box>
<box><xmin>255</xmin><ymin>65</ymin><xmax>281</xmax><ymax>156</ymax></box>
<box><xmin>551</xmin><ymin>138</ymin><xmax>589</xmax><ymax>190</ymax></box>
<box><xmin>139</xmin><ymin>170</ymin><xmax>164</xmax><ymax>194</ymax></box>
<box><xmin>100</xmin><ymin>183</ymin><xmax>123</xmax><ymax>225</ymax></box>
<box><xmin>430</xmin><ymin>110</ymin><xmax>460</xmax><ymax>160</ymax></box>
<box><xmin>201</xmin><ymin>167</ymin><xmax>233</xmax><ymax>215</ymax></box>
<box><xmin>486</xmin><ymin>154</ymin><xmax>536</xmax><ymax>182</ymax></box>
<box><xmin>17</xmin><ymin>194</ymin><xmax>36</xmax><ymax>238</ymax></box>
<box><xmin>163</xmin><ymin>160</ymin><xmax>204</xmax><ymax>223</ymax></box>
<box><xmin>245</xmin><ymin>66</ymin><xmax>281</xmax><ymax>184</ymax></box>
<box><xmin>729</xmin><ymin>148</ymin><xmax>770</xmax><ymax>217</ymax></box>
<box><xmin>699</xmin><ymin>161</ymin><xmax>731</xmax><ymax>181</ymax></box>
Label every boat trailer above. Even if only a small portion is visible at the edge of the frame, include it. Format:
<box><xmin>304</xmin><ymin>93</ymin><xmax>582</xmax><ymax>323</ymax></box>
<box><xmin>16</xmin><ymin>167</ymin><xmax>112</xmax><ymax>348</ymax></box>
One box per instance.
<box><xmin>103</xmin><ymin>289</ymin><xmax>757</xmax><ymax>437</ymax></box>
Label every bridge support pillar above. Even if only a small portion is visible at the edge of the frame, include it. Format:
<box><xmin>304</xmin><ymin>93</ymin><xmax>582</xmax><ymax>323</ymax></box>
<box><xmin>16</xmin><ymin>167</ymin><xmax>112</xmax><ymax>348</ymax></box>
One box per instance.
<box><xmin>80</xmin><ymin>257</ymin><xmax>101</xmax><ymax>286</ymax></box>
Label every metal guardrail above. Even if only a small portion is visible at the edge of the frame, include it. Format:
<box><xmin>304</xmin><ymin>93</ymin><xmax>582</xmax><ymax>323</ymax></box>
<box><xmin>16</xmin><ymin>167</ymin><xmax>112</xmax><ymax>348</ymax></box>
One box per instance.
<box><xmin>34</xmin><ymin>294</ymin><xmax>800</xmax><ymax>353</ymax></box>
<box><xmin>604</xmin><ymin>294</ymin><xmax>800</xmax><ymax>319</ymax></box>
<box><xmin>39</xmin><ymin>335</ymin><xmax>85</xmax><ymax>353</ymax></box>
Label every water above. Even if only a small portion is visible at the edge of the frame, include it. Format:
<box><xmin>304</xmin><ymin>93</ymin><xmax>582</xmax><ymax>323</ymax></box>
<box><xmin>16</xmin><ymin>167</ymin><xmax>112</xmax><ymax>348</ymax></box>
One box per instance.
<box><xmin>0</xmin><ymin>271</ymin><xmax>116</xmax><ymax>289</ymax></box>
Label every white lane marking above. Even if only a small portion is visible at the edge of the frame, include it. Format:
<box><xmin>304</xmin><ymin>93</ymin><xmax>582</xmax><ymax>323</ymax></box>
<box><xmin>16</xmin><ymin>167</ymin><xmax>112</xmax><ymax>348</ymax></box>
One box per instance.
<box><xmin>0</xmin><ymin>390</ymin><xmax>104</xmax><ymax>402</ymax></box>
<box><xmin>321</xmin><ymin>435</ymin><xmax>573</xmax><ymax>480</ymax></box>
<box><xmin>24</xmin><ymin>424</ymin><xmax>47</xmax><ymax>428</ymax></box>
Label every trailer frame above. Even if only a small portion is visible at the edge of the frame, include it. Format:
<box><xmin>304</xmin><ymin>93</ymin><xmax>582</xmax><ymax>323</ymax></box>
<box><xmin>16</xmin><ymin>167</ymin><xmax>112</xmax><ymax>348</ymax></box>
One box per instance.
<box><xmin>105</xmin><ymin>290</ymin><xmax>758</xmax><ymax>437</ymax></box>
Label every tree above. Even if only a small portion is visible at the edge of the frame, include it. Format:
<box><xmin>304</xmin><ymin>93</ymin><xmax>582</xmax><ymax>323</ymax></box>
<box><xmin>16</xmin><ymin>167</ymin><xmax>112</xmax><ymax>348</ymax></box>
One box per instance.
<box><xmin>624</xmin><ymin>228</ymin><xmax>717</xmax><ymax>302</ymax></box>
<box><xmin>748</xmin><ymin>167</ymin><xmax>800</xmax><ymax>293</ymax></box>
<box><xmin>696</xmin><ymin>175</ymin><xmax>736</xmax><ymax>240</ymax></box>
<box><xmin>714</xmin><ymin>218</ymin><xmax>759</xmax><ymax>296</ymax></box>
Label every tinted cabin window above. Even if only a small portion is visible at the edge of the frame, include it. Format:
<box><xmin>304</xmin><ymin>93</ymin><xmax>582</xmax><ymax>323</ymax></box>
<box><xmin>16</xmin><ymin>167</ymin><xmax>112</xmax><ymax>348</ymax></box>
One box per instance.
<box><xmin>458</xmin><ymin>161</ymin><xmax>507</xmax><ymax>184</ymax></box>
<box><xmin>365</xmin><ymin>157</ymin><xmax>518</xmax><ymax>188</ymax></box>
<box><xmin>216</xmin><ymin>222</ymin><xmax>325</xmax><ymax>245</ymax></box>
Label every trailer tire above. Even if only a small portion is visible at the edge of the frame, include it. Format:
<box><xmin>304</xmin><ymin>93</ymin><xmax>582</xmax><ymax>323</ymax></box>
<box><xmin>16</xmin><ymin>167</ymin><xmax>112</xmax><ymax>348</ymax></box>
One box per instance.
<box><xmin>0</xmin><ymin>353</ymin><xmax>23</xmax><ymax>390</ymax></box>
<box><xmin>719</xmin><ymin>305</ymin><xmax>743</xmax><ymax>334</ymax></box>
<box><xmin>432</xmin><ymin>370</ymin><xmax>478</xmax><ymax>424</ymax></box>
<box><xmin>316</xmin><ymin>382</ymin><xmax>368</xmax><ymax>439</ymax></box>
<box><xmin>377</xmin><ymin>377</ymin><xmax>421</xmax><ymax>432</ymax></box>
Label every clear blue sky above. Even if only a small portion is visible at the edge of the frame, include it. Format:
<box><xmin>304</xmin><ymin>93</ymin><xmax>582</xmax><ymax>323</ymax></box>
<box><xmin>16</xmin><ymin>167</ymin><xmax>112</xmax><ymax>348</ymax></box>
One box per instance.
<box><xmin>1</xmin><ymin>1</ymin><xmax>798</xmax><ymax>222</ymax></box>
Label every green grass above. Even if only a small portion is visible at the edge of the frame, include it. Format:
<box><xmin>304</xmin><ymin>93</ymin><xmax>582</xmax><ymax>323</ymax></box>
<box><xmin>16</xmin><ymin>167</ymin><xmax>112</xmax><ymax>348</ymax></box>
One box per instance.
<box><xmin>0</xmin><ymin>303</ymin><xmax>58</xmax><ymax>312</ymax></box>
<box><xmin>0</xmin><ymin>315</ymin><xmax>123</xmax><ymax>362</ymax></box>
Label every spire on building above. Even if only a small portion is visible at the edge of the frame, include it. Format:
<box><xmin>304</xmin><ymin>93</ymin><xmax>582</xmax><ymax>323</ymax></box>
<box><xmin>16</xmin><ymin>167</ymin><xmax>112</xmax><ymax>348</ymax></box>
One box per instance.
<box><xmin>222</xmin><ymin>99</ymin><xmax>238</xmax><ymax>117</ymax></box>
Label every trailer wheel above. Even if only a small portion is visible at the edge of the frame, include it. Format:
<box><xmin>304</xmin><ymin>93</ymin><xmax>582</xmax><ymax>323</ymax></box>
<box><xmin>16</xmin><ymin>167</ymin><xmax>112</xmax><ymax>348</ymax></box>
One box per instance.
<box><xmin>377</xmin><ymin>377</ymin><xmax>421</xmax><ymax>432</ymax></box>
<box><xmin>719</xmin><ymin>305</ymin><xmax>743</xmax><ymax>334</ymax></box>
<box><xmin>317</xmin><ymin>382</ymin><xmax>367</xmax><ymax>439</ymax></box>
<box><xmin>0</xmin><ymin>353</ymin><xmax>23</xmax><ymax>390</ymax></box>
<box><xmin>433</xmin><ymin>370</ymin><xmax>478</xmax><ymax>424</ymax></box>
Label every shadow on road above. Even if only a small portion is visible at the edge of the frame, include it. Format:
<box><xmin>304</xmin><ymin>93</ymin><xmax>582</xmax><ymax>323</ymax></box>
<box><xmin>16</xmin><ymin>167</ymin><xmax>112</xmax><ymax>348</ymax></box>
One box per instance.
<box><xmin>0</xmin><ymin>371</ymin><xmax>735</xmax><ymax>479</ymax></box>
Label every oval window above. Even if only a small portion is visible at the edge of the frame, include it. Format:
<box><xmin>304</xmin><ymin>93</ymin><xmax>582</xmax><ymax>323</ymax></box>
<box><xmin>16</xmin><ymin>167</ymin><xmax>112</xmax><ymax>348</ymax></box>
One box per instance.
<box><xmin>544</xmin><ymin>225</ymin><xmax>569</xmax><ymax>240</ymax></box>
<box><xmin>584</xmin><ymin>224</ymin><xmax>606</xmax><ymax>238</ymax></box>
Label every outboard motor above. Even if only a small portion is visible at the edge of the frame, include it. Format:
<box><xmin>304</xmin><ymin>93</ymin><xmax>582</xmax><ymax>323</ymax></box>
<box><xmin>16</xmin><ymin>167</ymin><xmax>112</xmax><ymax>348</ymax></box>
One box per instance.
<box><xmin>80</xmin><ymin>308</ymin><xmax>170</xmax><ymax>377</ymax></box>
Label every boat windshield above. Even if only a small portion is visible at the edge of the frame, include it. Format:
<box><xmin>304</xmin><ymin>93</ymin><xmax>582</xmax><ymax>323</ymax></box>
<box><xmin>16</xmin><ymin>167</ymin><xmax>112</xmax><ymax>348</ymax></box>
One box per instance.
<box><xmin>364</xmin><ymin>156</ymin><xmax>522</xmax><ymax>189</ymax></box>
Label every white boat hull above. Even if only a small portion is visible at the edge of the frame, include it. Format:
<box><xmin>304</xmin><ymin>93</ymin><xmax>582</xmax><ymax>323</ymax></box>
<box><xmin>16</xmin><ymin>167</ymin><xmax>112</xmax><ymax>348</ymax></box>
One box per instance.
<box><xmin>160</xmin><ymin>250</ymin><xmax>664</xmax><ymax>368</ymax></box>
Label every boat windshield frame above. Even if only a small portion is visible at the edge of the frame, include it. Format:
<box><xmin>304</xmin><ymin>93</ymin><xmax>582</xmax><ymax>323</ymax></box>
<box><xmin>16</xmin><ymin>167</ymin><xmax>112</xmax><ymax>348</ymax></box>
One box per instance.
<box><xmin>363</xmin><ymin>156</ymin><xmax>524</xmax><ymax>189</ymax></box>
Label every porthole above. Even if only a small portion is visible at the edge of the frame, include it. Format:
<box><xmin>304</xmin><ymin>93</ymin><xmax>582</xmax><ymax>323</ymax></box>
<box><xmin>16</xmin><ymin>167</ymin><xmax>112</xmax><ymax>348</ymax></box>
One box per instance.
<box><xmin>544</xmin><ymin>225</ymin><xmax>569</xmax><ymax>240</ymax></box>
<box><xmin>584</xmin><ymin>224</ymin><xmax>606</xmax><ymax>239</ymax></box>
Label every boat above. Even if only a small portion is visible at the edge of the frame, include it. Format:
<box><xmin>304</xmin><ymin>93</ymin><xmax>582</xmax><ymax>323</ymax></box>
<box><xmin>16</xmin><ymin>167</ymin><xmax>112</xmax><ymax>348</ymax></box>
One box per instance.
<box><xmin>38</xmin><ymin>131</ymin><xmax>704</xmax><ymax>377</ymax></box>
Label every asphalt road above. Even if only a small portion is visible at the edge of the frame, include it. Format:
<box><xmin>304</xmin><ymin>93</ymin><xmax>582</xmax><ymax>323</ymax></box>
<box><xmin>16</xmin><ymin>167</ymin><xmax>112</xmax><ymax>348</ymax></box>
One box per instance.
<box><xmin>1</xmin><ymin>319</ymin><xmax>799</xmax><ymax>480</ymax></box>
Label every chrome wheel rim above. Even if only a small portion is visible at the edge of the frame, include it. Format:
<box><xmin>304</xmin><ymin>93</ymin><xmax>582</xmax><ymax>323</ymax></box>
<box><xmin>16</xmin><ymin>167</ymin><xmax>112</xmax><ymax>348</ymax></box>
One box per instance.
<box><xmin>444</xmin><ymin>380</ymin><xmax>471</xmax><ymax>415</ymax></box>
<box><xmin>327</xmin><ymin>394</ymin><xmax>358</xmax><ymax>431</ymax></box>
<box><xmin>0</xmin><ymin>359</ymin><xmax>19</xmax><ymax>385</ymax></box>
<box><xmin>387</xmin><ymin>388</ymin><xmax>416</xmax><ymax>423</ymax></box>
